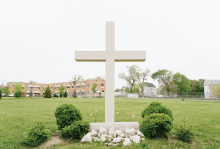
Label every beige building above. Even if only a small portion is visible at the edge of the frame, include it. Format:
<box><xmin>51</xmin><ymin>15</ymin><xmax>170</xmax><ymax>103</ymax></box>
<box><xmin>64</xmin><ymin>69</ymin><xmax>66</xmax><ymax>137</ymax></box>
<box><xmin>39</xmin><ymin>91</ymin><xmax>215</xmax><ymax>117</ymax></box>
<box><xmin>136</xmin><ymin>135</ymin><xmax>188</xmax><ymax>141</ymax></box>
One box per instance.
<box><xmin>9</xmin><ymin>77</ymin><xmax>105</xmax><ymax>97</ymax></box>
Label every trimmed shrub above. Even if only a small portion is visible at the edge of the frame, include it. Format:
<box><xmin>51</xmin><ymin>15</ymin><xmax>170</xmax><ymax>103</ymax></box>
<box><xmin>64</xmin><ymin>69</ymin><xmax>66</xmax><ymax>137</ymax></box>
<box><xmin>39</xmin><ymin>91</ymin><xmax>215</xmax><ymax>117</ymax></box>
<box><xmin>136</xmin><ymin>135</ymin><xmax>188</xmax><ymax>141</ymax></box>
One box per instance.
<box><xmin>175</xmin><ymin>125</ymin><xmax>196</xmax><ymax>142</ymax></box>
<box><xmin>61</xmin><ymin>121</ymin><xmax>90</xmax><ymax>139</ymax></box>
<box><xmin>140</xmin><ymin>113</ymin><xmax>173</xmax><ymax>139</ymax></box>
<box><xmin>0</xmin><ymin>90</ymin><xmax>2</xmax><ymax>99</ymax></box>
<box><xmin>55</xmin><ymin>104</ymin><xmax>82</xmax><ymax>130</ymax></box>
<box><xmin>44</xmin><ymin>86</ymin><xmax>52</xmax><ymax>98</ymax></box>
<box><xmin>141</xmin><ymin>101</ymin><xmax>173</xmax><ymax>120</ymax></box>
<box><xmin>14</xmin><ymin>91</ymin><xmax>22</xmax><ymax>97</ymax></box>
<box><xmin>53</xmin><ymin>93</ymin><xmax>58</xmax><ymax>97</ymax></box>
<box><xmin>60</xmin><ymin>93</ymin><xmax>62</xmax><ymax>97</ymax></box>
<box><xmin>64</xmin><ymin>91</ymin><xmax>67</xmax><ymax>97</ymax></box>
<box><xmin>22</xmin><ymin>120</ymin><xmax>49</xmax><ymax>147</ymax></box>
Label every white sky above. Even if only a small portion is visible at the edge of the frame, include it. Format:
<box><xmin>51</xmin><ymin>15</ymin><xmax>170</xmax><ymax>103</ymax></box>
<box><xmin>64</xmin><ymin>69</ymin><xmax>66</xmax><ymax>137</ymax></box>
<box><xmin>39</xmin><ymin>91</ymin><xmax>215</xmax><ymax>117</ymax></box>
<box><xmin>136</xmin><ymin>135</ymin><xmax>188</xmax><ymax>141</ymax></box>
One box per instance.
<box><xmin>0</xmin><ymin>0</ymin><xmax>220</xmax><ymax>89</ymax></box>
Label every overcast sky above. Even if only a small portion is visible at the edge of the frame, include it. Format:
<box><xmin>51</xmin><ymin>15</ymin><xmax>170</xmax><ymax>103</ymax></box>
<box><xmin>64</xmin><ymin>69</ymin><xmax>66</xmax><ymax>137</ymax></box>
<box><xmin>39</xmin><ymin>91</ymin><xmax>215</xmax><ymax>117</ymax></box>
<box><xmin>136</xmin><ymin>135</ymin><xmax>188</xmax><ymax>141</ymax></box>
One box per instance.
<box><xmin>0</xmin><ymin>0</ymin><xmax>220</xmax><ymax>89</ymax></box>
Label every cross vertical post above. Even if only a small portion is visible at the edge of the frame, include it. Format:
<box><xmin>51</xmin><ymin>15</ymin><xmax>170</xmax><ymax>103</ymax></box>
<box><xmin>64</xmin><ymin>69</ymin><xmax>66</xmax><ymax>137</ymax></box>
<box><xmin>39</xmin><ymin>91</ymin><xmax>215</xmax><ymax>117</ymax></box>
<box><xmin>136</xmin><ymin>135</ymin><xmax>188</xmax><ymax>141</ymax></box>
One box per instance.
<box><xmin>105</xmin><ymin>22</ymin><xmax>115</xmax><ymax>122</ymax></box>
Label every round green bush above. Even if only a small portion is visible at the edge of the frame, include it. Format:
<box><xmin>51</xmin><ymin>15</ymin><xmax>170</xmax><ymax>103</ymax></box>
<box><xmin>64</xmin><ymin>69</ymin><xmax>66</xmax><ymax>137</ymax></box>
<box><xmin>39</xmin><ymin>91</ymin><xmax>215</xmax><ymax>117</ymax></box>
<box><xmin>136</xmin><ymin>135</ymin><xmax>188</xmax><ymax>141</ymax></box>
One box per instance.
<box><xmin>140</xmin><ymin>113</ymin><xmax>173</xmax><ymax>139</ymax></box>
<box><xmin>14</xmin><ymin>91</ymin><xmax>22</xmax><ymax>97</ymax></box>
<box><xmin>61</xmin><ymin>121</ymin><xmax>90</xmax><ymax>139</ymax></box>
<box><xmin>55</xmin><ymin>104</ymin><xmax>82</xmax><ymax>130</ymax></box>
<box><xmin>141</xmin><ymin>101</ymin><xmax>173</xmax><ymax>120</ymax></box>
<box><xmin>23</xmin><ymin>121</ymin><xmax>49</xmax><ymax>147</ymax></box>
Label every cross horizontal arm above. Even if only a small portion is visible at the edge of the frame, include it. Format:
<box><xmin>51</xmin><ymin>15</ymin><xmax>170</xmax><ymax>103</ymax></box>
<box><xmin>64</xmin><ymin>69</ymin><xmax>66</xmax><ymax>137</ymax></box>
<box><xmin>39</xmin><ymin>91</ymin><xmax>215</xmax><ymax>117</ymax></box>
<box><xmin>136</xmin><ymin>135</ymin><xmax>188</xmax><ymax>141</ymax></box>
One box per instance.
<box><xmin>75</xmin><ymin>51</ymin><xmax>146</xmax><ymax>62</ymax></box>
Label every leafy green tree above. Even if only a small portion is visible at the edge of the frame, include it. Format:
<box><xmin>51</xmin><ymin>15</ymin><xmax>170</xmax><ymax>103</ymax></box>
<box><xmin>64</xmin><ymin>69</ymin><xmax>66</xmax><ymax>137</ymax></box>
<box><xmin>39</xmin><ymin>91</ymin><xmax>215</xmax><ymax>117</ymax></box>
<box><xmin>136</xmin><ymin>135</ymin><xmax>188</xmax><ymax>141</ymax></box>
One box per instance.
<box><xmin>91</xmin><ymin>83</ymin><xmax>98</xmax><ymax>97</ymax></box>
<box><xmin>29</xmin><ymin>80</ymin><xmax>36</xmax><ymax>83</ymax></box>
<box><xmin>137</xmin><ymin>68</ymin><xmax>151</xmax><ymax>97</ymax></box>
<box><xmin>151</xmin><ymin>70</ymin><xmax>174</xmax><ymax>94</ymax></box>
<box><xmin>14</xmin><ymin>83</ymin><xmax>23</xmax><ymax>98</ymax></box>
<box><xmin>71</xmin><ymin>74</ymin><xmax>84</xmax><ymax>86</ymax></box>
<box><xmin>173</xmin><ymin>72</ymin><xmax>192</xmax><ymax>92</ymax></box>
<box><xmin>189</xmin><ymin>80</ymin><xmax>197</xmax><ymax>92</ymax></box>
<box><xmin>73</xmin><ymin>89</ymin><xmax>77</xmax><ymax>98</ymax></box>
<box><xmin>5</xmin><ymin>90</ymin><xmax>10</xmax><ymax>96</ymax></box>
<box><xmin>195</xmin><ymin>79</ymin><xmax>205</xmax><ymax>92</ymax></box>
<box><xmin>118</xmin><ymin>65</ymin><xmax>141</xmax><ymax>93</ymax></box>
<box><xmin>44</xmin><ymin>86</ymin><xmax>52</xmax><ymax>98</ymax></box>
<box><xmin>211</xmin><ymin>82</ymin><xmax>220</xmax><ymax>99</ymax></box>
<box><xmin>58</xmin><ymin>85</ymin><xmax>66</xmax><ymax>96</ymax></box>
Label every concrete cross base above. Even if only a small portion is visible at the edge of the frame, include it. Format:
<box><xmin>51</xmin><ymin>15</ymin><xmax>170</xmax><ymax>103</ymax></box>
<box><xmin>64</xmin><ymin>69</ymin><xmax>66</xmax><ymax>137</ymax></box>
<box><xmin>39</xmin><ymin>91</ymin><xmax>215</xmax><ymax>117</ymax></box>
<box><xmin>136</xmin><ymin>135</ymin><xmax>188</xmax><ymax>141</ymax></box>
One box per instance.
<box><xmin>89</xmin><ymin>122</ymin><xmax>139</xmax><ymax>131</ymax></box>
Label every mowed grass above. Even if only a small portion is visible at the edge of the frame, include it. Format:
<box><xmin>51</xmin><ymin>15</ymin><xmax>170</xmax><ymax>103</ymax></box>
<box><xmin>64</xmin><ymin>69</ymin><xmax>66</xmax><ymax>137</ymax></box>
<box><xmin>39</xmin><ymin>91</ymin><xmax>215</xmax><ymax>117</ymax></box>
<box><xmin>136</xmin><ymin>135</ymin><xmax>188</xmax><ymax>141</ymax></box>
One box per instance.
<box><xmin>0</xmin><ymin>97</ymin><xmax>220</xmax><ymax>149</ymax></box>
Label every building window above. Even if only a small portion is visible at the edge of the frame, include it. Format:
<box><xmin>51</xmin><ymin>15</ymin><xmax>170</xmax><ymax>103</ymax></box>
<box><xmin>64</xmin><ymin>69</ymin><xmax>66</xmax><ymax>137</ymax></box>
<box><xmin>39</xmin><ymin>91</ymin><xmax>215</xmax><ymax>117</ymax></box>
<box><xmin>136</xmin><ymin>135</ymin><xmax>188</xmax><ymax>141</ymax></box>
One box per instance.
<box><xmin>72</xmin><ymin>84</ymin><xmax>74</xmax><ymax>88</ymax></box>
<box><xmin>67</xmin><ymin>86</ymin><xmax>70</xmax><ymax>88</ymax></box>
<box><xmin>101</xmin><ymin>83</ymin><xmax>104</xmax><ymax>88</ymax></box>
<box><xmin>54</xmin><ymin>87</ymin><xmax>57</xmax><ymax>89</ymax></box>
<box><xmin>35</xmin><ymin>87</ymin><xmax>40</xmax><ymax>89</ymax></box>
<box><xmin>87</xmin><ymin>84</ymin><xmax>89</xmax><ymax>87</ymax></box>
<box><xmin>28</xmin><ymin>86</ymin><xmax>33</xmax><ymax>89</ymax></box>
<box><xmin>81</xmin><ymin>84</ymin><xmax>85</xmax><ymax>88</ymax></box>
<box><xmin>76</xmin><ymin>84</ymin><xmax>80</xmax><ymax>88</ymax></box>
<box><xmin>51</xmin><ymin>86</ymin><xmax>52</xmax><ymax>89</ymax></box>
<box><xmin>102</xmin><ymin>90</ymin><xmax>104</xmax><ymax>92</ymax></box>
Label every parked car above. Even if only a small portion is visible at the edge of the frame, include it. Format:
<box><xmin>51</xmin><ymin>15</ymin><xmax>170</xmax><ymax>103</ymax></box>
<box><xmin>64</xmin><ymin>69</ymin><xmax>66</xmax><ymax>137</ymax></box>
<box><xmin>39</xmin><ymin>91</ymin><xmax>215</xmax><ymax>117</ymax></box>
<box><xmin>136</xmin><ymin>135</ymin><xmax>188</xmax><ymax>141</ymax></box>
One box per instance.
<box><xmin>9</xmin><ymin>94</ymin><xmax>14</xmax><ymax>97</ymax></box>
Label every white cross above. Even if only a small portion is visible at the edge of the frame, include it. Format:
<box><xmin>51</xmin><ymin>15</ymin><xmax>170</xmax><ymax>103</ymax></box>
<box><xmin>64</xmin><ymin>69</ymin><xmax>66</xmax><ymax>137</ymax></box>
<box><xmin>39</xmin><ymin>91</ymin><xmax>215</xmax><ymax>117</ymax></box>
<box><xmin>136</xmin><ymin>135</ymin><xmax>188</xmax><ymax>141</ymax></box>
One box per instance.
<box><xmin>75</xmin><ymin>22</ymin><xmax>146</xmax><ymax>122</ymax></box>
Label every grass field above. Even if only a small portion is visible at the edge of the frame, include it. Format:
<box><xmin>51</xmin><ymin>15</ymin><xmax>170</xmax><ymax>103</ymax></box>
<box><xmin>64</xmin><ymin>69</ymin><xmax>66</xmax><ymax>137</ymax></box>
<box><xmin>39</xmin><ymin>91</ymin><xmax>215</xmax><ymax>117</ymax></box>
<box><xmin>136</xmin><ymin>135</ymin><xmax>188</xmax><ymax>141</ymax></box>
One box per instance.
<box><xmin>0</xmin><ymin>97</ymin><xmax>220</xmax><ymax>149</ymax></box>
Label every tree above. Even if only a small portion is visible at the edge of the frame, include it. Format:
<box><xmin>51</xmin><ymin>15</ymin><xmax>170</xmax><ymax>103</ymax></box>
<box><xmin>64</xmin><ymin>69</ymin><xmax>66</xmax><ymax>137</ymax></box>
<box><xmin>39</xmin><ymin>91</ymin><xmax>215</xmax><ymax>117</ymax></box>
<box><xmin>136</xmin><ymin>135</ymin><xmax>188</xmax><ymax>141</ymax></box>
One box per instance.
<box><xmin>0</xmin><ymin>90</ymin><xmax>1</xmax><ymax>99</ymax></box>
<box><xmin>5</xmin><ymin>90</ymin><xmax>10</xmax><ymax>96</ymax></box>
<box><xmin>40</xmin><ymin>85</ymin><xmax>47</xmax><ymax>92</ymax></box>
<box><xmin>189</xmin><ymin>80</ymin><xmax>197</xmax><ymax>92</ymax></box>
<box><xmin>118</xmin><ymin>65</ymin><xmax>141</xmax><ymax>93</ymax></box>
<box><xmin>29</xmin><ymin>90</ymin><xmax>33</xmax><ymax>97</ymax></box>
<box><xmin>210</xmin><ymin>82</ymin><xmax>220</xmax><ymax>99</ymax></box>
<box><xmin>44</xmin><ymin>86</ymin><xmax>52</xmax><ymax>98</ymax></box>
<box><xmin>91</xmin><ymin>83</ymin><xmax>98</xmax><ymax>97</ymax></box>
<box><xmin>29</xmin><ymin>80</ymin><xmax>36</xmax><ymax>83</ymax></box>
<box><xmin>64</xmin><ymin>91</ymin><xmax>68</xmax><ymax>97</ymax></box>
<box><xmin>173</xmin><ymin>72</ymin><xmax>192</xmax><ymax>92</ymax></box>
<box><xmin>71</xmin><ymin>74</ymin><xmax>84</xmax><ymax>86</ymax></box>
<box><xmin>195</xmin><ymin>79</ymin><xmax>205</xmax><ymax>92</ymax></box>
<box><xmin>14</xmin><ymin>83</ymin><xmax>23</xmax><ymax>98</ymax></box>
<box><xmin>151</xmin><ymin>69</ymin><xmax>174</xmax><ymax>94</ymax></box>
<box><xmin>137</xmin><ymin>68</ymin><xmax>151</xmax><ymax>97</ymax></box>
<box><xmin>73</xmin><ymin>89</ymin><xmax>77</xmax><ymax>98</ymax></box>
<box><xmin>58</xmin><ymin>85</ymin><xmax>66</xmax><ymax>96</ymax></box>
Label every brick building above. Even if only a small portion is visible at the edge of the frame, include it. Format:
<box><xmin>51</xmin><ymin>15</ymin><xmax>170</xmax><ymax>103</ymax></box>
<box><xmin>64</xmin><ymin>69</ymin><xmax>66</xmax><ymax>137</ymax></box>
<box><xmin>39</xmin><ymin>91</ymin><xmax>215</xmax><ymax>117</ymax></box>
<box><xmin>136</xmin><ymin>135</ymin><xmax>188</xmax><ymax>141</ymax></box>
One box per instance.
<box><xmin>8</xmin><ymin>77</ymin><xmax>105</xmax><ymax>97</ymax></box>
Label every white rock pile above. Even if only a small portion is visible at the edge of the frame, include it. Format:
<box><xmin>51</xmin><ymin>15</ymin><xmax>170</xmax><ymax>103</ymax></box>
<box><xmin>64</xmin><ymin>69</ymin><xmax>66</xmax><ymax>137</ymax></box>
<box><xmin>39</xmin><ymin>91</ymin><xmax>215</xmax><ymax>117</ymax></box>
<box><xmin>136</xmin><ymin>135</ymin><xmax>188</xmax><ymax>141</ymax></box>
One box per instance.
<box><xmin>81</xmin><ymin>127</ymin><xmax>145</xmax><ymax>146</ymax></box>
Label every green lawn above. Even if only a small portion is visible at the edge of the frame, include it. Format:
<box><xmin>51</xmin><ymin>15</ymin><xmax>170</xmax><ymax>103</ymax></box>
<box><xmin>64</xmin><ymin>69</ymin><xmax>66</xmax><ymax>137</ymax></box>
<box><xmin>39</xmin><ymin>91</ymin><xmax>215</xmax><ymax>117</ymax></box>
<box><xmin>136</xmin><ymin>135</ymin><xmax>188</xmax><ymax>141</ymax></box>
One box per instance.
<box><xmin>0</xmin><ymin>97</ymin><xmax>220</xmax><ymax>149</ymax></box>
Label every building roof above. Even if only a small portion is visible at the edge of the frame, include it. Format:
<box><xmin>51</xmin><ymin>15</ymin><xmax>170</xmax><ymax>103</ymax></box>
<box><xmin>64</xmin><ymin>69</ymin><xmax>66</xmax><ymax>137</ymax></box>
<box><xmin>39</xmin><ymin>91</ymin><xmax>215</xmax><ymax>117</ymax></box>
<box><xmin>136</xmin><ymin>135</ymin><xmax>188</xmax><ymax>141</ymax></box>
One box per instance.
<box><xmin>145</xmin><ymin>82</ymin><xmax>156</xmax><ymax>88</ymax></box>
<box><xmin>204</xmin><ymin>80</ymin><xmax>220</xmax><ymax>85</ymax></box>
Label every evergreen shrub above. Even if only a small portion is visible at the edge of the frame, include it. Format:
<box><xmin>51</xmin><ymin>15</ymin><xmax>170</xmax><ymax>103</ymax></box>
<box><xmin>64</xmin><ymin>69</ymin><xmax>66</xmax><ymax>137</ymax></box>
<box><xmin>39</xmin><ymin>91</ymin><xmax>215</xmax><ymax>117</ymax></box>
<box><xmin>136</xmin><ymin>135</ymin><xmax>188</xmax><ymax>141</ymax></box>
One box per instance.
<box><xmin>141</xmin><ymin>101</ymin><xmax>173</xmax><ymax>120</ymax></box>
<box><xmin>64</xmin><ymin>91</ymin><xmax>67</xmax><ymax>97</ymax></box>
<box><xmin>0</xmin><ymin>90</ymin><xmax>2</xmax><ymax>99</ymax></box>
<box><xmin>53</xmin><ymin>93</ymin><xmax>58</xmax><ymax>97</ymax></box>
<box><xmin>14</xmin><ymin>91</ymin><xmax>22</xmax><ymax>97</ymax></box>
<box><xmin>44</xmin><ymin>86</ymin><xmax>52</xmax><ymax>98</ymax></box>
<box><xmin>140</xmin><ymin>113</ymin><xmax>173</xmax><ymax>139</ymax></box>
<box><xmin>175</xmin><ymin>124</ymin><xmax>196</xmax><ymax>142</ymax></box>
<box><xmin>60</xmin><ymin>93</ymin><xmax>62</xmax><ymax>97</ymax></box>
<box><xmin>55</xmin><ymin>104</ymin><xmax>82</xmax><ymax>130</ymax></box>
<box><xmin>73</xmin><ymin>89</ymin><xmax>77</xmax><ymax>98</ymax></box>
<box><xmin>61</xmin><ymin>121</ymin><xmax>90</xmax><ymax>139</ymax></box>
<box><xmin>22</xmin><ymin>120</ymin><xmax>49</xmax><ymax>147</ymax></box>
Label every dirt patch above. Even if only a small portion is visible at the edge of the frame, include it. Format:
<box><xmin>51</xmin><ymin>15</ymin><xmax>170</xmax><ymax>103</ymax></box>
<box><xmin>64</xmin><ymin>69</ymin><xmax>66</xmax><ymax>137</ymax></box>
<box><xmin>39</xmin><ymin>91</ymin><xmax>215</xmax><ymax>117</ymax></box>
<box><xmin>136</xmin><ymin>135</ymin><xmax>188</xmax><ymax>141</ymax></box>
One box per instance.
<box><xmin>42</xmin><ymin>136</ymin><xmax>66</xmax><ymax>148</ymax></box>
<box><xmin>167</xmin><ymin>134</ymin><xmax>179</xmax><ymax>142</ymax></box>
